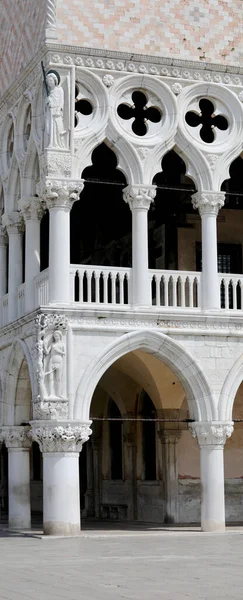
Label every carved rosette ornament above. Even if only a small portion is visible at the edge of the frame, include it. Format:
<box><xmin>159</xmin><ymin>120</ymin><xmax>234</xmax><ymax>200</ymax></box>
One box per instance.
<box><xmin>192</xmin><ymin>191</ymin><xmax>225</xmax><ymax>217</ymax></box>
<box><xmin>18</xmin><ymin>197</ymin><xmax>45</xmax><ymax>221</ymax></box>
<box><xmin>123</xmin><ymin>184</ymin><xmax>157</xmax><ymax>211</ymax></box>
<box><xmin>190</xmin><ymin>422</ymin><xmax>234</xmax><ymax>447</ymax></box>
<box><xmin>0</xmin><ymin>426</ymin><xmax>31</xmax><ymax>449</ymax></box>
<box><xmin>2</xmin><ymin>211</ymin><xmax>24</xmax><ymax>234</ymax></box>
<box><xmin>36</xmin><ymin>179</ymin><xmax>84</xmax><ymax>210</ymax></box>
<box><xmin>31</xmin><ymin>422</ymin><xmax>92</xmax><ymax>453</ymax></box>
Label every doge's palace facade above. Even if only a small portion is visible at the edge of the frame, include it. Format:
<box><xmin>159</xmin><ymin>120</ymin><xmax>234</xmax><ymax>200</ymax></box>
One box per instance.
<box><xmin>0</xmin><ymin>0</ymin><xmax>243</xmax><ymax>535</ymax></box>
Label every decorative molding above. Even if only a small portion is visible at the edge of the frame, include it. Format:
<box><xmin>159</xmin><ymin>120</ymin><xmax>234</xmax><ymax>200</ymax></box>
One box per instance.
<box><xmin>123</xmin><ymin>185</ymin><xmax>157</xmax><ymax>211</ymax></box>
<box><xmin>192</xmin><ymin>191</ymin><xmax>225</xmax><ymax>216</ymax></box>
<box><xmin>36</xmin><ymin>178</ymin><xmax>84</xmax><ymax>209</ymax></box>
<box><xmin>30</xmin><ymin>422</ymin><xmax>92</xmax><ymax>452</ymax></box>
<box><xmin>0</xmin><ymin>426</ymin><xmax>31</xmax><ymax>449</ymax></box>
<box><xmin>33</xmin><ymin>399</ymin><xmax>68</xmax><ymax>420</ymax></box>
<box><xmin>190</xmin><ymin>422</ymin><xmax>234</xmax><ymax>447</ymax></box>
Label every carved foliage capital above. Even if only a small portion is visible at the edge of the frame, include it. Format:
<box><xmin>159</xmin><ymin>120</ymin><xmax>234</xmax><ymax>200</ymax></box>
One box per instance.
<box><xmin>158</xmin><ymin>429</ymin><xmax>181</xmax><ymax>443</ymax></box>
<box><xmin>123</xmin><ymin>185</ymin><xmax>156</xmax><ymax>211</ymax></box>
<box><xmin>1</xmin><ymin>427</ymin><xmax>31</xmax><ymax>449</ymax></box>
<box><xmin>2</xmin><ymin>211</ymin><xmax>24</xmax><ymax>233</ymax></box>
<box><xmin>36</xmin><ymin>179</ymin><xmax>84</xmax><ymax>210</ymax></box>
<box><xmin>192</xmin><ymin>191</ymin><xmax>225</xmax><ymax>216</ymax></box>
<box><xmin>190</xmin><ymin>422</ymin><xmax>234</xmax><ymax>447</ymax></box>
<box><xmin>18</xmin><ymin>197</ymin><xmax>44</xmax><ymax>221</ymax></box>
<box><xmin>30</xmin><ymin>422</ymin><xmax>92</xmax><ymax>452</ymax></box>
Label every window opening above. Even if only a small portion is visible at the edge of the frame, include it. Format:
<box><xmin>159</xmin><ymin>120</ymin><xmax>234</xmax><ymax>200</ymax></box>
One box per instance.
<box><xmin>109</xmin><ymin>400</ymin><xmax>123</xmax><ymax>480</ymax></box>
<box><xmin>117</xmin><ymin>90</ymin><xmax>161</xmax><ymax>136</ymax></box>
<box><xmin>185</xmin><ymin>98</ymin><xmax>228</xmax><ymax>143</ymax></box>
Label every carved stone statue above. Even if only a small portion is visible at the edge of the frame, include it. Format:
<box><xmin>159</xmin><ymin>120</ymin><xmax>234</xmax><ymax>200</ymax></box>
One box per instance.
<box><xmin>43</xmin><ymin>330</ymin><xmax>65</xmax><ymax>398</ymax></box>
<box><xmin>45</xmin><ymin>71</ymin><xmax>67</xmax><ymax>149</ymax></box>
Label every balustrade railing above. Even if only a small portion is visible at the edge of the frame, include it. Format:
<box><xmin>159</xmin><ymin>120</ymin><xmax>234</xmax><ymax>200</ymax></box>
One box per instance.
<box><xmin>17</xmin><ymin>283</ymin><xmax>25</xmax><ymax>318</ymax></box>
<box><xmin>70</xmin><ymin>265</ymin><xmax>131</xmax><ymax>305</ymax></box>
<box><xmin>149</xmin><ymin>270</ymin><xmax>201</xmax><ymax>308</ymax></box>
<box><xmin>34</xmin><ymin>269</ymin><xmax>49</xmax><ymax>306</ymax></box>
<box><xmin>219</xmin><ymin>274</ymin><xmax>243</xmax><ymax>310</ymax></box>
<box><xmin>2</xmin><ymin>294</ymin><xmax>8</xmax><ymax>326</ymax></box>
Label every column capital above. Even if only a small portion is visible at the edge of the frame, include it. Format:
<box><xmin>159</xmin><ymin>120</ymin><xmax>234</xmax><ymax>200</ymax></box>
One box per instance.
<box><xmin>30</xmin><ymin>420</ymin><xmax>92</xmax><ymax>453</ymax></box>
<box><xmin>2</xmin><ymin>211</ymin><xmax>24</xmax><ymax>234</ymax></box>
<box><xmin>18</xmin><ymin>197</ymin><xmax>45</xmax><ymax>221</ymax></box>
<box><xmin>192</xmin><ymin>191</ymin><xmax>225</xmax><ymax>216</ymax></box>
<box><xmin>0</xmin><ymin>224</ymin><xmax>8</xmax><ymax>246</ymax></box>
<box><xmin>158</xmin><ymin>429</ymin><xmax>181</xmax><ymax>443</ymax></box>
<box><xmin>123</xmin><ymin>184</ymin><xmax>156</xmax><ymax>211</ymax></box>
<box><xmin>0</xmin><ymin>426</ymin><xmax>31</xmax><ymax>449</ymax></box>
<box><xmin>190</xmin><ymin>421</ymin><xmax>234</xmax><ymax>447</ymax></box>
<box><xmin>36</xmin><ymin>178</ymin><xmax>84</xmax><ymax>210</ymax></box>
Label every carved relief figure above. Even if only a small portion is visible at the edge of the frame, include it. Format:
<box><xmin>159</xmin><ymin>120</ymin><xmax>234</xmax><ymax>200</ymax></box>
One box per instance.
<box><xmin>45</xmin><ymin>71</ymin><xmax>67</xmax><ymax>149</ymax></box>
<box><xmin>43</xmin><ymin>330</ymin><xmax>65</xmax><ymax>398</ymax></box>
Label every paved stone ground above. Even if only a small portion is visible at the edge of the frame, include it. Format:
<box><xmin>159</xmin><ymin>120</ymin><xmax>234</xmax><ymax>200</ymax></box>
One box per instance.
<box><xmin>0</xmin><ymin>526</ymin><xmax>242</xmax><ymax>599</ymax></box>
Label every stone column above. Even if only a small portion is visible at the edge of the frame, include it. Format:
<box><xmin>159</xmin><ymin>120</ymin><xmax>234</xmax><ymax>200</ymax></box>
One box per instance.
<box><xmin>158</xmin><ymin>429</ymin><xmax>181</xmax><ymax>523</ymax></box>
<box><xmin>18</xmin><ymin>197</ymin><xmax>44</xmax><ymax>313</ymax></box>
<box><xmin>191</xmin><ymin>422</ymin><xmax>234</xmax><ymax>532</ymax></box>
<box><xmin>123</xmin><ymin>185</ymin><xmax>156</xmax><ymax>307</ymax></box>
<box><xmin>2</xmin><ymin>212</ymin><xmax>24</xmax><ymax>322</ymax></box>
<box><xmin>83</xmin><ymin>441</ymin><xmax>94</xmax><ymax>517</ymax></box>
<box><xmin>31</xmin><ymin>421</ymin><xmax>92</xmax><ymax>536</ymax></box>
<box><xmin>0</xmin><ymin>224</ymin><xmax>7</xmax><ymax>300</ymax></box>
<box><xmin>91</xmin><ymin>434</ymin><xmax>101</xmax><ymax>519</ymax></box>
<box><xmin>37</xmin><ymin>179</ymin><xmax>84</xmax><ymax>304</ymax></box>
<box><xmin>123</xmin><ymin>420</ymin><xmax>137</xmax><ymax>520</ymax></box>
<box><xmin>192</xmin><ymin>192</ymin><xmax>225</xmax><ymax>310</ymax></box>
<box><xmin>2</xmin><ymin>427</ymin><xmax>31</xmax><ymax>530</ymax></box>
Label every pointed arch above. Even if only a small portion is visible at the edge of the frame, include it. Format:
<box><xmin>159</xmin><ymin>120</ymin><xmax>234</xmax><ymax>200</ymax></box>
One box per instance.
<box><xmin>22</xmin><ymin>143</ymin><xmax>40</xmax><ymax>197</ymax></box>
<box><xmin>74</xmin><ymin>329</ymin><xmax>215</xmax><ymax>422</ymax></box>
<box><xmin>3</xmin><ymin>339</ymin><xmax>35</xmax><ymax>426</ymax></box>
<box><xmin>219</xmin><ymin>354</ymin><xmax>243</xmax><ymax>421</ymax></box>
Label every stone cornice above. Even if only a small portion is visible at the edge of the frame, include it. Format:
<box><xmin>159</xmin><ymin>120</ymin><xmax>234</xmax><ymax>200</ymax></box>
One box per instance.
<box><xmin>1</xmin><ymin>42</ymin><xmax>243</xmax><ymax>123</ymax></box>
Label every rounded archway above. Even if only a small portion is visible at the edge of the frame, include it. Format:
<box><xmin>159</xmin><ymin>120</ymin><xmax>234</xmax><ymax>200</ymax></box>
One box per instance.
<box><xmin>74</xmin><ymin>329</ymin><xmax>215</xmax><ymax>423</ymax></box>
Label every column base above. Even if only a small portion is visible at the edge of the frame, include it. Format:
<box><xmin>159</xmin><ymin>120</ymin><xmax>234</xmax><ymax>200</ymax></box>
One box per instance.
<box><xmin>9</xmin><ymin>516</ymin><xmax>31</xmax><ymax>530</ymax></box>
<box><xmin>201</xmin><ymin>520</ymin><xmax>225</xmax><ymax>533</ymax></box>
<box><xmin>43</xmin><ymin>521</ymin><xmax>81</xmax><ymax>536</ymax></box>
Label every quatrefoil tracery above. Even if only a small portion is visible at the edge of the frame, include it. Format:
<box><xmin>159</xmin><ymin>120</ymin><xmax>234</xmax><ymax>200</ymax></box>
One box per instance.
<box><xmin>74</xmin><ymin>84</ymin><xmax>93</xmax><ymax>128</ymax></box>
<box><xmin>117</xmin><ymin>90</ymin><xmax>162</xmax><ymax>136</ymax></box>
<box><xmin>185</xmin><ymin>98</ymin><xmax>228</xmax><ymax>143</ymax></box>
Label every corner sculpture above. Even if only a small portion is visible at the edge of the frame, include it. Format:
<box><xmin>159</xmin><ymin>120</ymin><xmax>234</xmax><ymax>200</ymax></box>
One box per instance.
<box><xmin>42</xmin><ymin>64</ymin><xmax>68</xmax><ymax>149</ymax></box>
<box><xmin>34</xmin><ymin>314</ymin><xmax>69</xmax><ymax>420</ymax></box>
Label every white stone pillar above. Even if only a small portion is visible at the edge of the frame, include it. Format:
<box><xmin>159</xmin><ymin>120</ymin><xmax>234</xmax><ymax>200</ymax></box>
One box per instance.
<box><xmin>192</xmin><ymin>192</ymin><xmax>225</xmax><ymax>310</ymax></box>
<box><xmin>123</xmin><ymin>421</ymin><xmax>137</xmax><ymax>520</ymax></box>
<box><xmin>18</xmin><ymin>198</ymin><xmax>43</xmax><ymax>312</ymax></box>
<box><xmin>2</xmin><ymin>212</ymin><xmax>24</xmax><ymax>322</ymax></box>
<box><xmin>37</xmin><ymin>179</ymin><xmax>84</xmax><ymax>304</ymax></box>
<box><xmin>123</xmin><ymin>185</ymin><xmax>156</xmax><ymax>307</ymax></box>
<box><xmin>158</xmin><ymin>429</ymin><xmax>181</xmax><ymax>523</ymax></box>
<box><xmin>0</xmin><ymin>225</ymin><xmax>7</xmax><ymax>301</ymax></box>
<box><xmin>91</xmin><ymin>434</ymin><xmax>101</xmax><ymax>519</ymax></box>
<box><xmin>2</xmin><ymin>427</ymin><xmax>31</xmax><ymax>530</ymax></box>
<box><xmin>191</xmin><ymin>422</ymin><xmax>234</xmax><ymax>532</ymax></box>
<box><xmin>31</xmin><ymin>421</ymin><xmax>92</xmax><ymax>536</ymax></box>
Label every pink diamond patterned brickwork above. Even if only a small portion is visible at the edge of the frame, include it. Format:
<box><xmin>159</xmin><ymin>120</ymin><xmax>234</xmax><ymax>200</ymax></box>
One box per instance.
<box><xmin>56</xmin><ymin>0</ymin><xmax>242</xmax><ymax>65</ymax></box>
<box><xmin>0</xmin><ymin>0</ymin><xmax>46</xmax><ymax>96</ymax></box>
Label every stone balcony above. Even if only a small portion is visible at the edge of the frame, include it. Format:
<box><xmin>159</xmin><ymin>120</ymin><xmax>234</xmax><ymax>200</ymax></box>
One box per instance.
<box><xmin>1</xmin><ymin>265</ymin><xmax>243</xmax><ymax>327</ymax></box>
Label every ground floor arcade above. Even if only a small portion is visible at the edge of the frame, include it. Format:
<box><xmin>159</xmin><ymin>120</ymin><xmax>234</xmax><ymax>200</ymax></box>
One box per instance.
<box><xmin>0</xmin><ymin>331</ymin><xmax>243</xmax><ymax>535</ymax></box>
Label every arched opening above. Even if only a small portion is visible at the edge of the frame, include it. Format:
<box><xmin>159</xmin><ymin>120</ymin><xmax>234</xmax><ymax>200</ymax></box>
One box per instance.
<box><xmin>224</xmin><ymin>381</ymin><xmax>243</xmax><ymax>523</ymax></box>
<box><xmin>150</xmin><ymin>149</ymin><xmax>196</xmax><ymax>271</ymax></box>
<box><xmin>70</xmin><ymin>142</ymin><xmax>131</xmax><ymax>267</ymax></box>
<box><xmin>40</xmin><ymin>210</ymin><xmax>49</xmax><ymax>271</ymax></box>
<box><xmin>81</xmin><ymin>345</ymin><xmax>201</xmax><ymax>525</ymax></box>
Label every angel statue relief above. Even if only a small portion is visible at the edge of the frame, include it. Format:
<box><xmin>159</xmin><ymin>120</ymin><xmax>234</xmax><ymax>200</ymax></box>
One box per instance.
<box><xmin>45</xmin><ymin>70</ymin><xmax>67</xmax><ymax>149</ymax></box>
<box><xmin>42</xmin><ymin>330</ymin><xmax>66</xmax><ymax>399</ymax></box>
